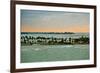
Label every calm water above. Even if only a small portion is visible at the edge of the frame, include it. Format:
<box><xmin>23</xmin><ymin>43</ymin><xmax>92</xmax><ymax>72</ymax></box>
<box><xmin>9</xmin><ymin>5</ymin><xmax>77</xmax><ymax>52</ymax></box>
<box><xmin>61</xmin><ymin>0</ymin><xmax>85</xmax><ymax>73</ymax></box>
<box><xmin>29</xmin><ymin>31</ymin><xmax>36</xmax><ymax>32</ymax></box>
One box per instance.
<box><xmin>21</xmin><ymin>44</ymin><xmax>89</xmax><ymax>63</ymax></box>
<box><xmin>21</xmin><ymin>33</ymin><xmax>89</xmax><ymax>63</ymax></box>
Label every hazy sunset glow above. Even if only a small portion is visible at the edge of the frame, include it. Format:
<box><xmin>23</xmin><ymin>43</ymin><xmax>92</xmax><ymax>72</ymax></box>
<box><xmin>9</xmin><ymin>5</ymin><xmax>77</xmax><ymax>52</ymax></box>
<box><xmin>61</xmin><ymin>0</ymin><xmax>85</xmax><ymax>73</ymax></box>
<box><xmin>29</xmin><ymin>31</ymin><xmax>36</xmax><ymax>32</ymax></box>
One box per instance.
<box><xmin>21</xmin><ymin>10</ymin><xmax>90</xmax><ymax>33</ymax></box>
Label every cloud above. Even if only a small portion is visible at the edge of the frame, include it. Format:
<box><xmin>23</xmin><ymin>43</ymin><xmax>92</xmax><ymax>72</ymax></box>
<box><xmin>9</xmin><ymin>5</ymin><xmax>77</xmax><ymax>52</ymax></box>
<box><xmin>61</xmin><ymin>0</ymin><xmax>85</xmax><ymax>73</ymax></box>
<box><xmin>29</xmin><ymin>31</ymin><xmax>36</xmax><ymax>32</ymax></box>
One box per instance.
<box><xmin>21</xmin><ymin>10</ymin><xmax>90</xmax><ymax>32</ymax></box>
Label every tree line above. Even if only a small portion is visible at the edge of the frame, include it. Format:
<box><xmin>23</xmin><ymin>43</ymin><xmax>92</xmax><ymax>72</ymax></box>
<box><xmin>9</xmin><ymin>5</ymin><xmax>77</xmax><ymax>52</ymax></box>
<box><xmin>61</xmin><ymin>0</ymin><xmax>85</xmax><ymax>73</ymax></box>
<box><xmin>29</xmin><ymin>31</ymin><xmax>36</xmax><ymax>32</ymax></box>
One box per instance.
<box><xmin>21</xmin><ymin>35</ymin><xmax>89</xmax><ymax>46</ymax></box>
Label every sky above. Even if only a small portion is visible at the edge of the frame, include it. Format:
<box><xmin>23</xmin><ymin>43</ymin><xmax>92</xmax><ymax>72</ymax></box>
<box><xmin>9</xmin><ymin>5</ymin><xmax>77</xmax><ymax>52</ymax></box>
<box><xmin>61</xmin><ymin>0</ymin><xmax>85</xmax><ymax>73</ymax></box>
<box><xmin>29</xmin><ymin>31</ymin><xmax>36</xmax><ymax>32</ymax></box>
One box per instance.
<box><xmin>21</xmin><ymin>9</ymin><xmax>90</xmax><ymax>33</ymax></box>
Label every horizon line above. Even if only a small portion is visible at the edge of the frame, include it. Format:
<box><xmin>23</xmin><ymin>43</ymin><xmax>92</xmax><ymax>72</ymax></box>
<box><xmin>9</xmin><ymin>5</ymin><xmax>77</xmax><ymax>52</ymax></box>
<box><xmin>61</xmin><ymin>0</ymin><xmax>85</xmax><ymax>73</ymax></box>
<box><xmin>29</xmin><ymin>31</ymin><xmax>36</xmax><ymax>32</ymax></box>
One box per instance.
<box><xmin>21</xmin><ymin>31</ymin><xmax>89</xmax><ymax>33</ymax></box>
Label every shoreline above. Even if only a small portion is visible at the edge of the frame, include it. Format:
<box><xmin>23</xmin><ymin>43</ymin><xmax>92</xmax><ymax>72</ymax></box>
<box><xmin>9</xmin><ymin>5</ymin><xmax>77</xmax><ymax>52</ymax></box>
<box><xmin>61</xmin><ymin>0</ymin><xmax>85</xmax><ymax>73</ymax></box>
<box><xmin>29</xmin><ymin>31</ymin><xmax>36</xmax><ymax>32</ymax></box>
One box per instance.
<box><xmin>21</xmin><ymin>36</ymin><xmax>89</xmax><ymax>46</ymax></box>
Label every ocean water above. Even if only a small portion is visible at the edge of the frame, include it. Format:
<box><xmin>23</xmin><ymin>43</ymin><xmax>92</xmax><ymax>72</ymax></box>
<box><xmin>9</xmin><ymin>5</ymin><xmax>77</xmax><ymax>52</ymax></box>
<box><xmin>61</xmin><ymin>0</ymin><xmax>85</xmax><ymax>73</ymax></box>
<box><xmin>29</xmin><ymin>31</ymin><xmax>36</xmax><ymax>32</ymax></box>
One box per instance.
<box><xmin>21</xmin><ymin>33</ymin><xmax>89</xmax><ymax>63</ymax></box>
<box><xmin>21</xmin><ymin>44</ymin><xmax>89</xmax><ymax>63</ymax></box>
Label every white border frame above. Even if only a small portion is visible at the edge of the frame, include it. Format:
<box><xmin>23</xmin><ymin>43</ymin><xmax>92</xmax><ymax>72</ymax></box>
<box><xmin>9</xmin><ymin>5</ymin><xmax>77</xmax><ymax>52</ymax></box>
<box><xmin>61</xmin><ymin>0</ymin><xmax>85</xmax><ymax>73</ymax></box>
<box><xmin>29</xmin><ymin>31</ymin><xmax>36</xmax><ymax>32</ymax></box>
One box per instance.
<box><xmin>15</xmin><ymin>4</ymin><xmax>94</xmax><ymax>69</ymax></box>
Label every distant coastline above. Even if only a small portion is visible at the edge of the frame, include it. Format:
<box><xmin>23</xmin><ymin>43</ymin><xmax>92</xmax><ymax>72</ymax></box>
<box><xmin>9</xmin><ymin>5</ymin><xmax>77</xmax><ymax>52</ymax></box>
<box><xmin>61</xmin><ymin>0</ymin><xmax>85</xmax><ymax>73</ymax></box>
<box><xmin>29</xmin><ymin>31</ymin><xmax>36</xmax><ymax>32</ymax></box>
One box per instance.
<box><xmin>21</xmin><ymin>32</ymin><xmax>89</xmax><ymax>46</ymax></box>
<box><xmin>21</xmin><ymin>32</ymin><xmax>75</xmax><ymax>34</ymax></box>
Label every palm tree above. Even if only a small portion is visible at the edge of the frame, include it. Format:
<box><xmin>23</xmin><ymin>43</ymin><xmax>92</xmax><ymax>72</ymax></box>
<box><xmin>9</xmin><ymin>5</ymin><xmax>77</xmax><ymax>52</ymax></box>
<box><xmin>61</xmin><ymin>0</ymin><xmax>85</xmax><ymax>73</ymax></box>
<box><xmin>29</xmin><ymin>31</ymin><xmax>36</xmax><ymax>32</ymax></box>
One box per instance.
<box><xmin>69</xmin><ymin>37</ymin><xmax>72</xmax><ymax>44</ymax></box>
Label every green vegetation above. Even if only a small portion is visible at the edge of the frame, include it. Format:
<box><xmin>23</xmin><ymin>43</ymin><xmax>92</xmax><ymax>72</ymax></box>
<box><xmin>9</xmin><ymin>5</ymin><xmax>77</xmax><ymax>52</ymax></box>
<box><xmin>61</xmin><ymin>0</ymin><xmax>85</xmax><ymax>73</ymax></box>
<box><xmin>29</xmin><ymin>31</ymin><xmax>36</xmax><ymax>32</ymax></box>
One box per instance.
<box><xmin>21</xmin><ymin>36</ymin><xmax>89</xmax><ymax>46</ymax></box>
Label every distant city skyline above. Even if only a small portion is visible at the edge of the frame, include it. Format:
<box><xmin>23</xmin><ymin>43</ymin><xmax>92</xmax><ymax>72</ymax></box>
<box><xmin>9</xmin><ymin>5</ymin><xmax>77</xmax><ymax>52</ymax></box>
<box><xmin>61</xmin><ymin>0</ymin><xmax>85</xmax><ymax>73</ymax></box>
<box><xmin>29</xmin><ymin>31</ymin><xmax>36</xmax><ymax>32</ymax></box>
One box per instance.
<box><xmin>21</xmin><ymin>10</ymin><xmax>90</xmax><ymax>33</ymax></box>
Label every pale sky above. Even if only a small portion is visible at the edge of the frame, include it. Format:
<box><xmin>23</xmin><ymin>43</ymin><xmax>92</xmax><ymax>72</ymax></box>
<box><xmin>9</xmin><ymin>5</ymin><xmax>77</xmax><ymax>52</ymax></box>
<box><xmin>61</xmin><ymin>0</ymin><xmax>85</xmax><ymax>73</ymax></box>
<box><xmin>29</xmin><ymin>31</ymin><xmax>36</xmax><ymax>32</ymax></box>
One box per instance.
<box><xmin>21</xmin><ymin>10</ymin><xmax>90</xmax><ymax>33</ymax></box>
